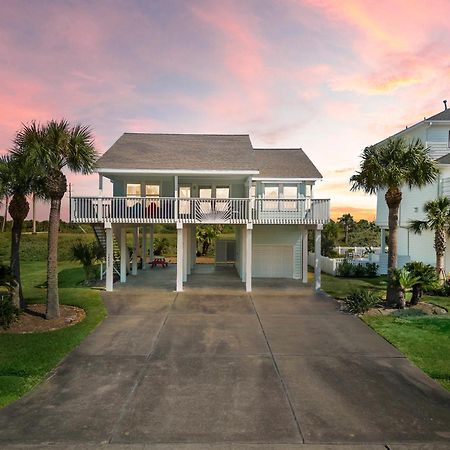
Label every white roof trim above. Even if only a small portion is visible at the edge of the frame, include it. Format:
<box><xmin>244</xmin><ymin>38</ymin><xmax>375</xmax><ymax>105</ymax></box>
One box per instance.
<box><xmin>98</xmin><ymin>168</ymin><xmax>260</xmax><ymax>175</ymax></box>
<box><xmin>252</xmin><ymin>177</ymin><xmax>320</xmax><ymax>182</ymax></box>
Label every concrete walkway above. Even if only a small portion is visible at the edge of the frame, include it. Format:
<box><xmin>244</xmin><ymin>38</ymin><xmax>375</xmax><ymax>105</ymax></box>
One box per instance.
<box><xmin>0</xmin><ymin>266</ymin><xmax>450</xmax><ymax>449</ymax></box>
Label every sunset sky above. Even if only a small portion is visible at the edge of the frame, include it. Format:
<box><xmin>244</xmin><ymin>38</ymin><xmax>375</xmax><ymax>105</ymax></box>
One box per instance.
<box><xmin>1</xmin><ymin>0</ymin><xmax>449</xmax><ymax>221</ymax></box>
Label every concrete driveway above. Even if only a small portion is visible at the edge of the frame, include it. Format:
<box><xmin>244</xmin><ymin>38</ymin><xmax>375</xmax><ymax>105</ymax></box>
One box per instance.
<box><xmin>0</xmin><ymin>268</ymin><xmax>449</xmax><ymax>449</ymax></box>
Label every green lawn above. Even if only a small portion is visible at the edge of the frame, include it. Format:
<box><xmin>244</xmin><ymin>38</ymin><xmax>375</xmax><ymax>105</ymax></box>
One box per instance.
<box><xmin>0</xmin><ymin>260</ymin><xmax>106</xmax><ymax>407</ymax></box>
<box><xmin>320</xmin><ymin>274</ymin><xmax>450</xmax><ymax>391</ymax></box>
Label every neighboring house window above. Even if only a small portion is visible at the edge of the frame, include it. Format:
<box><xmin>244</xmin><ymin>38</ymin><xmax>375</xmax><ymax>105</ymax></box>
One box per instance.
<box><xmin>264</xmin><ymin>185</ymin><xmax>278</xmax><ymax>210</ymax></box>
<box><xmin>283</xmin><ymin>185</ymin><xmax>297</xmax><ymax>210</ymax></box>
<box><xmin>448</xmin><ymin>130</ymin><xmax>450</xmax><ymax>148</ymax></box>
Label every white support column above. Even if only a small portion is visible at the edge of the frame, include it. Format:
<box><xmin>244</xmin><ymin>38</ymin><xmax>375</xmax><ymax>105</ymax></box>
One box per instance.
<box><xmin>176</xmin><ymin>222</ymin><xmax>184</xmax><ymax>292</ymax></box>
<box><xmin>191</xmin><ymin>225</ymin><xmax>197</xmax><ymax>269</ymax></box>
<box><xmin>105</xmin><ymin>223</ymin><xmax>114</xmax><ymax>292</ymax></box>
<box><xmin>120</xmin><ymin>226</ymin><xmax>127</xmax><ymax>283</ymax></box>
<box><xmin>174</xmin><ymin>175</ymin><xmax>179</xmax><ymax>221</ymax></box>
<box><xmin>246</xmin><ymin>224</ymin><xmax>252</xmax><ymax>292</ymax></box>
<box><xmin>183</xmin><ymin>226</ymin><xmax>188</xmax><ymax>282</ymax></box>
<box><xmin>302</xmin><ymin>228</ymin><xmax>308</xmax><ymax>284</ymax></box>
<box><xmin>132</xmin><ymin>227</ymin><xmax>138</xmax><ymax>275</ymax></box>
<box><xmin>380</xmin><ymin>228</ymin><xmax>386</xmax><ymax>253</ymax></box>
<box><xmin>314</xmin><ymin>225</ymin><xmax>322</xmax><ymax>291</ymax></box>
<box><xmin>141</xmin><ymin>226</ymin><xmax>147</xmax><ymax>270</ymax></box>
<box><xmin>149</xmin><ymin>224</ymin><xmax>154</xmax><ymax>262</ymax></box>
<box><xmin>241</xmin><ymin>226</ymin><xmax>246</xmax><ymax>282</ymax></box>
<box><xmin>98</xmin><ymin>174</ymin><xmax>104</xmax><ymax>221</ymax></box>
<box><xmin>187</xmin><ymin>226</ymin><xmax>191</xmax><ymax>275</ymax></box>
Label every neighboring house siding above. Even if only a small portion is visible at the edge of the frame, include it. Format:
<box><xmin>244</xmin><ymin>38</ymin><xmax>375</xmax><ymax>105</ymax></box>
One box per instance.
<box><xmin>252</xmin><ymin>225</ymin><xmax>301</xmax><ymax>278</ymax></box>
<box><xmin>409</xmin><ymin>230</ymin><xmax>435</xmax><ymax>266</ymax></box>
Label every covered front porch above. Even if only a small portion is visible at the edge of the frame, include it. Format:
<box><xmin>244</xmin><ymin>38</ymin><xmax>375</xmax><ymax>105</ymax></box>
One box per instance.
<box><xmin>102</xmin><ymin>223</ymin><xmax>324</xmax><ymax>293</ymax></box>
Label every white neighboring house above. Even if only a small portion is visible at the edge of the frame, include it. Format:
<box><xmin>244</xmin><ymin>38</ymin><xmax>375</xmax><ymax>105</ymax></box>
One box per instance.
<box><xmin>375</xmin><ymin>103</ymin><xmax>450</xmax><ymax>274</ymax></box>
<box><xmin>70</xmin><ymin>133</ymin><xmax>330</xmax><ymax>292</ymax></box>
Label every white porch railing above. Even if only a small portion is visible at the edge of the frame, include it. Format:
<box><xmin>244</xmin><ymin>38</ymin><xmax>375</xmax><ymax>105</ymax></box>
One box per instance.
<box><xmin>252</xmin><ymin>198</ymin><xmax>330</xmax><ymax>224</ymax></box>
<box><xmin>70</xmin><ymin>196</ymin><xmax>330</xmax><ymax>225</ymax></box>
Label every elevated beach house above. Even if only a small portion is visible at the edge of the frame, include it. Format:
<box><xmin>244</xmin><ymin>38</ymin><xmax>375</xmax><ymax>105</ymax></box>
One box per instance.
<box><xmin>70</xmin><ymin>133</ymin><xmax>329</xmax><ymax>291</ymax></box>
<box><xmin>376</xmin><ymin>103</ymin><xmax>450</xmax><ymax>273</ymax></box>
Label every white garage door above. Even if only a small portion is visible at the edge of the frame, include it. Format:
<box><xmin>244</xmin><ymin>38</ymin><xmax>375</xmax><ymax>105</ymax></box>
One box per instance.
<box><xmin>252</xmin><ymin>245</ymin><xmax>293</xmax><ymax>278</ymax></box>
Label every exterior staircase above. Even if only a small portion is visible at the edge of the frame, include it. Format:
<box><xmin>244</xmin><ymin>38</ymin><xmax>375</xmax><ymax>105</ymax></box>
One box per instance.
<box><xmin>92</xmin><ymin>224</ymin><xmax>121</xmax><ymax>275</ymax></box>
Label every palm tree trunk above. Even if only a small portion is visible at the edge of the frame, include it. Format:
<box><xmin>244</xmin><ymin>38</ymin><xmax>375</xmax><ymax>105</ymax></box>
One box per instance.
<box><xmin>434</xmin><ymin>228</ymin><xmax>446</xmax><ymax>284</ymax></box>
<box><xmin>8</xmin><ymin>193</ymin><xmax>29</xmax><ymax>309</ymax></box>
<box><xmin>46</xmin><ymin>197</ymin><xmax>61</xmax><ymax>319</ymax></box>
<box><xmin>10</xmin><ymin>218</ymin><xmax>25</xmax><ymax>309</ymax></box>
<box><xmin>385</xmin><ymin>188</ymin><xmax>402</xmax><ymax>306</ymax></box>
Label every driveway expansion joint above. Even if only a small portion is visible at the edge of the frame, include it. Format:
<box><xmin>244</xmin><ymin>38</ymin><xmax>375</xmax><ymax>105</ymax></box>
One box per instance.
<box><xmin>249</xmin><ymin>293</ymin><xmax>306</xmax><ymax>444</ymax></box>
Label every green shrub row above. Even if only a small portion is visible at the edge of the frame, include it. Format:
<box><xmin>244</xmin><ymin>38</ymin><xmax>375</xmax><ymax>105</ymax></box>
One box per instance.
<box><xmin>336</xmin><ymin>260</ymin><xmax>378</xmax><ymax>278</ymax></box>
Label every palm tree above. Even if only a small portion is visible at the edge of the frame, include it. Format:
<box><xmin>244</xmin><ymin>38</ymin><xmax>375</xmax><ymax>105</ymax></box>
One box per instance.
<box><xmin>337</xmin><ymin>213</ymin><xmax>354</xmax><ymax>244</ymax></box>
<box><xmin>409</xmin><ymin>196</ymin><xmax>450</xmax><ymax>283</ymax></box>
<box><xmin>13</xmin><ymin>120</ymin><xmax>97</xmax><ymax>319</ymax></box>
<box><xmin>0</xmin><ymin>154</ymin><xmax>38</xmax><ymax>308</ymax></box>
<box><xmin>350</xmin><ymin>138</ymin><xmax>438</xmax><ymax>306</ymax></box>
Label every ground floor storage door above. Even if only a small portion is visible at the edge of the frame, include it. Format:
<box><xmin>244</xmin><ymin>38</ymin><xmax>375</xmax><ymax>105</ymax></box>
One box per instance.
<box><xmin>252</xmin><ymin>245</ymin><xmax>293</xmax><ymax>278</ymax></box>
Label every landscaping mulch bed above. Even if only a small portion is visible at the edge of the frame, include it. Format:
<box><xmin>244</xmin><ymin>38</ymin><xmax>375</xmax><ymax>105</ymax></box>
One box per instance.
<box><xmin>365</xmin><ymin>302</ymin><xmax>448</xmax><ymax>317</ymax></box>
<box><xmin>1</xmin><ymin>304</ymin><xmax>86</xmax><ymax>334</ymax></box>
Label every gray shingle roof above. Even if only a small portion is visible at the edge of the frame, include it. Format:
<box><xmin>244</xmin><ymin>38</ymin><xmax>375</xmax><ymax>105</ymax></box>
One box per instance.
<box><xmin>436</xmin><ymin>153</ymin><xmax>450</xmax><ymax>164</ymax></box>
<box><xmin>97</xmin><ymin>133</ymin><xmax>257</xmax><ymax>171</ymax></box>
<box><xmin>97</xmin><ymin>133</ymin><xmax>322</xmax><ymax>179</ymax></box>
<box><xmin>253</xmin><ymin>148</ymin><xmax>322</xmax><ymax>178</ymax></box>
<box><xmin>427</xmin><ymin>108</ymin><xmax>450</xmax><ymax>121</ymax></box>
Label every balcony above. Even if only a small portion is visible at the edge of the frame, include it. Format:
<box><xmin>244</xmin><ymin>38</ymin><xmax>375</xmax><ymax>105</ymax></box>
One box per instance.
<box><xmin>70</xmin><ymin>196</ymin><xmax>330</xmax><ymax>225</ymax></box>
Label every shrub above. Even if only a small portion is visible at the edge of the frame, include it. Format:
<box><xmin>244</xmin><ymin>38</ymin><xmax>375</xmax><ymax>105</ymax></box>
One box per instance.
<box><xmin>70</xmin><ymin>241</ymin><xmax>104</xmax><ymax>283</ymax></box>
<box><xmin>342</xmin><ymin>289</ymin><xmax>381</xmax><ymax>314</ymax></box>
<box><xmin>0</xmin><ymin>295</ymin><xmax>19</xmax><ymax>330</ymax></box>
<box><xmin>365</xmin><ymin>263</ymin><xmax>379</xmax><ymax>277</ymax></box>
<box><xmin>336</xmin><ymin>260</ymin><xmax>379</xmax><ymax>278</ymax></box>
<box><xmin>154</xmin><ymin>237</ymin><xmax>169</xmax><ymax>256</ymax></box>
<box><xmin>336</xmin><ymin>259</ymin><xmax>354</xmax><ymax>277</ymax></box>
<box><xmin>353</xmin><ymin>263</ymin><xmax>366</xmax><ymax>277</ymax></box>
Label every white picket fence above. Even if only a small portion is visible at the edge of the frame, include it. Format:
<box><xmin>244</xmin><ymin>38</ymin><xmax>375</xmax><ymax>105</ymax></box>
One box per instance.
<box><xmin>308</xmin><ymin>252</ymin><xmax>380</xmax><ymax>276</ymax></box>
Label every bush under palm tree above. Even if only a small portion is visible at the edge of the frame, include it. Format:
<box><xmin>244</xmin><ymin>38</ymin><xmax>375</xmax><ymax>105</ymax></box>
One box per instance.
<box><xmin>350</xmin><ymin>138</ymin><xmax>439</xmax><ymax>306</ymax></box>
<box><xmin>409</xmin><ymin>196</ymin><xmax>450</xmax><ymax>284</ymax></box>
<box><xmin>13</xmin><ymin>120</ymin><xmax>98</xmax><ymax>319</ymax></box>
<box><xmin>404</xmin><ymin>261</ymin><xmax>439</xmax><ymax>305</ymax></box>
<box><xmin>70</xmin><ymin>241</ymin><xmax>104</xmax><ymax>283</ymax></box>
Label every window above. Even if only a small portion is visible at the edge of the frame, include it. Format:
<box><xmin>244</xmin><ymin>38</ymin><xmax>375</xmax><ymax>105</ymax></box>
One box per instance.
<box><xmin>264</xmin><ymin>185</ymin><xmax>279</xmax><ymax>210</ymax></box>
<box><xmin>126</xmin><ymin>183</ymin><xmax>141</xmax><ymax>197</ymax></box>
<box><xmin>179</xmin><ymin>186</ymin><xmax>191</xmax><ymax>214</ymax></box>
<box><xmin>145</xmin><ymin>184</ymin><xmax>160</xmax><ymax>197</ymax></box>
<box><xmin>448</xmin><ymin>130</ymin><xmax>450</xmax><ymax>148</ymax></box>
<box><xmin>283</xmin><ymin>185</ymin><xmax>297</xmax><ymax>210</ymax></box>
<box><xmin>305</xmin><ymin>184</ymin><xmax>312</xmax><ymax>198</ymax></box>
<box><xmin>216</xmin><ymin>187</ymin><xmax>230</xmax><ymax>212</ymax></box>
<box><xmin>199</xmin><ymin>187</ymin><xmax>212</xmax><ymax>213</ymax></box>
<box><xmin>126</xmin><ymin>183</ymin><xmax>141</xmax><ymax>207</ymax></box>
